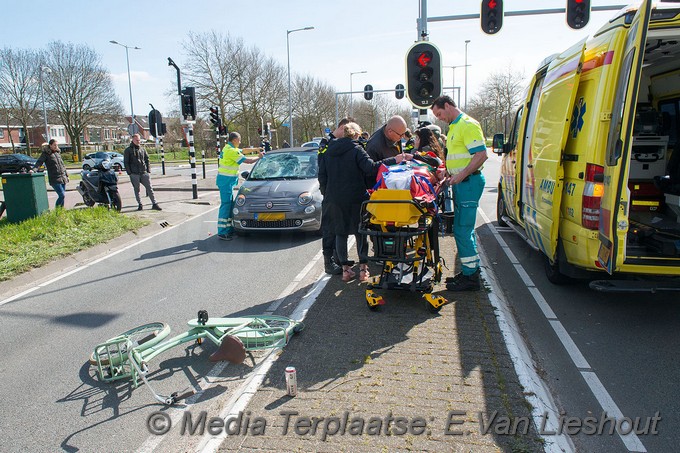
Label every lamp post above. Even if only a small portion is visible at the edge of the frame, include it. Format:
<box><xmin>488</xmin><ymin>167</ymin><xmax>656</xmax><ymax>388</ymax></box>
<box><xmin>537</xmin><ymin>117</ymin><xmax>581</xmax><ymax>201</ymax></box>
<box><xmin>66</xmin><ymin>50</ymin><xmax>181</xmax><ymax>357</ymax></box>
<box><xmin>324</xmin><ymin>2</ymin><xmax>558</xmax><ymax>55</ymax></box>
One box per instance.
<box><xmin>286</xmin><ymin>26</ymin><xmax>314</xmax><ymax>146</ymax></box>
<box><xmin>443</xmin><ymin>65</ymin><xmax>470</xmax><ymax>107</ymax></box>
<box><xmin>349</xmin><ymin>70</ymin><xmax>367</xmax><ymax>117</ymax></box>
<box><xmin>38</xmin><ymin>66</ymin><xmax>51</xmax><ymax>142</ymax></box>
<box><xmin>110</xmin><ymin>40</ymin><xmax>140</xmax><ymax>135</ymax></box>
<box><xmin>464</xmin><ymin>40</ymin><xmax>471</xmax><ymax>111</ymax></box>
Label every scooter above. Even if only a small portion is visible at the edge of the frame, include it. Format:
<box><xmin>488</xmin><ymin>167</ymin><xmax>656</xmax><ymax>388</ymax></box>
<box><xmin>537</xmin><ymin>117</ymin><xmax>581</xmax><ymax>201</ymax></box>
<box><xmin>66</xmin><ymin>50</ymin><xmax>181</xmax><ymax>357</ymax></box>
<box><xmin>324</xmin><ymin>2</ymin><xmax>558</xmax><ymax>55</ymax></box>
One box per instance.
<box><xmin>77</xmin><ymin>159</ymin><xmax>122</xmax><ymax>211</ymax></box>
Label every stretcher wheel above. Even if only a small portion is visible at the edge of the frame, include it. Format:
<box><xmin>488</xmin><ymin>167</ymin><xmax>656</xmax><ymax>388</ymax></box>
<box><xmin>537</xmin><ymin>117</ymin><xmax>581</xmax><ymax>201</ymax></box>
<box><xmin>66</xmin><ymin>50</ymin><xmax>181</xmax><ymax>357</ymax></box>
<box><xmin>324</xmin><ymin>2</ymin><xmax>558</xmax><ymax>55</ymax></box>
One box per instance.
<box><xmin>366</xmin><ymin>290</ymin><xmax>385</xmax><ymax>311</ymax></box>
<box><xmin>424</xmin><ymin>293</ymin><xmax>446</xmax><ymax>313</ymax></box>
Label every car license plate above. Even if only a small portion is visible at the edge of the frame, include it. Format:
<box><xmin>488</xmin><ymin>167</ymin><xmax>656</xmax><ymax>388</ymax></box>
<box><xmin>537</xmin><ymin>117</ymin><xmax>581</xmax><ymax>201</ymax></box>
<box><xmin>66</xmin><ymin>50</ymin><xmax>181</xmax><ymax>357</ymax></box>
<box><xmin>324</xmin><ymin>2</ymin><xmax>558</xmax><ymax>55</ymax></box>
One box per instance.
<box><xmin>255</xmin><ymin>212</ymin><xmax>285</xmax><ymax>221</ymax></box>
<box><xmin>597</xmin><ymin>243</ymin><xmax>611</xmax><ymax>266</ymax></box>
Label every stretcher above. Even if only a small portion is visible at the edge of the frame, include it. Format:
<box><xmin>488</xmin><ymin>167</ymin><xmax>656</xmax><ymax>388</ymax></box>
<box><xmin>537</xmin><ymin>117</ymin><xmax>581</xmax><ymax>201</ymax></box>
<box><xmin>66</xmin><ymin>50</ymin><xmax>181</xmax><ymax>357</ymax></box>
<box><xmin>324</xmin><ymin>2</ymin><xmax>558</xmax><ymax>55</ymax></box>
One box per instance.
<box><xmin>358</xmin><ymin>187</ymin><xmax>447</xmax><ymax>312</ymax></box>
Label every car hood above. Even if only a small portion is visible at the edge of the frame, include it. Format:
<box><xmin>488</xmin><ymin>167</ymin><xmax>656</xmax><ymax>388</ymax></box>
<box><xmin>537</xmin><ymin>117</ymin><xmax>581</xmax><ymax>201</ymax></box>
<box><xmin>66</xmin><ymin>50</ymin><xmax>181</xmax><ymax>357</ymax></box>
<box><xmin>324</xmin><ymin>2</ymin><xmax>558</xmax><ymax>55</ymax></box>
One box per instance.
<box><xmin>239</xmin><ymin>179</ymin><xmax>319</xmax><ymax>198</ymax></box>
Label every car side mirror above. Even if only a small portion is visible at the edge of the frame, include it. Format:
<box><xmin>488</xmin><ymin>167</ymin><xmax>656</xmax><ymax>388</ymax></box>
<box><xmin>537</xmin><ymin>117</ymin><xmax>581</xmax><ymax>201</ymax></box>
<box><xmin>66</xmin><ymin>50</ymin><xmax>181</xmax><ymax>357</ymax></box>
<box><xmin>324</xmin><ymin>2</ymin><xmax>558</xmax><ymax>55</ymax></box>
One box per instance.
<box><xmin>240</xmin><ymin>171</ymin><xmax>250</xmax><ymax>179</ymax></box>
<box><xmin>492</xmin><ymin>134</ymin><xmax>506</xmax><ymax>155</ymax></box>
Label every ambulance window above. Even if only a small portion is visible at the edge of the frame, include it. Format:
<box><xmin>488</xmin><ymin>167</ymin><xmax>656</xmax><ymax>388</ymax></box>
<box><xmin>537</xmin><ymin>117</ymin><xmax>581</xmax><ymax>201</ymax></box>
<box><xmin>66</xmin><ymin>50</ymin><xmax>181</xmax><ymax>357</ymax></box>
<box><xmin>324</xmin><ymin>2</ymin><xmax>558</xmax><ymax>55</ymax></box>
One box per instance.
<box><xmin>508</xmin><ymin>107</ymin><xmax>524</xmax><ymax>149</ymax></box>
<box><xmin>605</xmin><ymin>48</ymin><xmax>635</xmax><ymax>166</ymax></box>
<box><xmin>523</xmin><ymin>75</ymin><xmax>546</xmax><ymax>149</ymax></box>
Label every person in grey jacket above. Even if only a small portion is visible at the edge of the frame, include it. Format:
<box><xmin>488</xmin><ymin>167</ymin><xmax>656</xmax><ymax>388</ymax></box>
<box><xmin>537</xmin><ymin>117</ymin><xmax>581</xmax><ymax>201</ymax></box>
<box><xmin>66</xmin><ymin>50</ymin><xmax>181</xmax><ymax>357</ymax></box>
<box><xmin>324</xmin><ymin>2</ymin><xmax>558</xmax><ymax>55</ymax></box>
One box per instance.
<box><xmin>34</xmin><ymin>139</ymin><xmax>69</xmax><ymax>208</ymax></box>
<box><xmin>123</xmin><ymin>134</ymin><xmax>161</xmax><ymax>211</ymax></box>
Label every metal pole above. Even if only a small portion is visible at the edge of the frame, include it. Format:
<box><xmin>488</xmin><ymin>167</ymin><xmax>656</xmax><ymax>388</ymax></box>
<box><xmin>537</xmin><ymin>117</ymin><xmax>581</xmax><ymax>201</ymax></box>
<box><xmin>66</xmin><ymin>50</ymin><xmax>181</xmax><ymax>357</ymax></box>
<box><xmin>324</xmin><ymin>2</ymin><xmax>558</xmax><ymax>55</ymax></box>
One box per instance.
<box><xmin>335</xmin><ymin>92</ymin><xmax>339</xmax><ymax>130</ymax></box>
<box><xmin>349</xmin><ymin>70</ymin><xmax>367</xmax><ymax>118</ymax></box>
<box><xmin>160</xmin><ymin>135</ymin><xmax>165</xmax><ymax>175</ymax></box>
<box><xmin>111</xmin><ymin>41</ymin><xmax>140</xmax><ymax>133</ymax></box>
<box><xmin>39</xmin><ymin>68</ymin><xmax>49</xmax><ymax>142</ymax></box>
<box><xmin>286</xmin><ymin>27</ymin><xmax>314</xmax><ymax>147</ymax></box>
<box><xmin>188</xmin><ymin>122</ymin><xmax>197</xmax><ymax>199</ymax></box>
<box><xmin>287</xmin><ymin>31</ymin><xmax>292</xmax><ymax>146</ymax></box>
<box><xmin>464</xmin><ymin>40</ymin><xmax>470</xmax><ymax>111</ymax></box>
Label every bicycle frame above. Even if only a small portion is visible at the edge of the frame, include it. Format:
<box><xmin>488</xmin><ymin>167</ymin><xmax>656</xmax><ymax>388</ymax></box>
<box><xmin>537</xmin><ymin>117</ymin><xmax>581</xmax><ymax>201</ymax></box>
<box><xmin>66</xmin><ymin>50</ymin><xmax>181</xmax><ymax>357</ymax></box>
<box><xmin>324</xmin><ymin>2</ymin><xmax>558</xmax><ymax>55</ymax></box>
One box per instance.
<box><xmin>91</xmin><ymin>315</ymin><xmax>302</xmax><ymax>404</ymax></box>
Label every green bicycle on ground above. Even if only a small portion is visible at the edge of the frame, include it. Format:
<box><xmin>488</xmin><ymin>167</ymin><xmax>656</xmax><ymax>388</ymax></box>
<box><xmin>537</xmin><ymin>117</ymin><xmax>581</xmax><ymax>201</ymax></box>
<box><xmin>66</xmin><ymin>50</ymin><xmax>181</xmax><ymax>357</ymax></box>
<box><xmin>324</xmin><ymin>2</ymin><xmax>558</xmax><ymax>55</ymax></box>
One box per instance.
<box><xmin>89</xmin><ymin>310</ymin><xmax>303</xmax><ymax>405</ymax></box>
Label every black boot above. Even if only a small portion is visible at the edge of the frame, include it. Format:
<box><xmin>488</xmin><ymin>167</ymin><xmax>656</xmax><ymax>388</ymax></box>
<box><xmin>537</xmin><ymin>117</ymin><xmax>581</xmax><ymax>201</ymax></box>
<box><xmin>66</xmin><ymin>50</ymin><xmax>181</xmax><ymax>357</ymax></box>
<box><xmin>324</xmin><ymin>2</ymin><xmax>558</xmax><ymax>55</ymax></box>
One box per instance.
<box><xmin>446</xmin><ymin>269</ymin><xmax>481</xmax><ymax>291</ymax></box>
<box><xmin>324</xmin><ymin>255</ymin><xmax>342</xmax><ymax>275</ymax></box>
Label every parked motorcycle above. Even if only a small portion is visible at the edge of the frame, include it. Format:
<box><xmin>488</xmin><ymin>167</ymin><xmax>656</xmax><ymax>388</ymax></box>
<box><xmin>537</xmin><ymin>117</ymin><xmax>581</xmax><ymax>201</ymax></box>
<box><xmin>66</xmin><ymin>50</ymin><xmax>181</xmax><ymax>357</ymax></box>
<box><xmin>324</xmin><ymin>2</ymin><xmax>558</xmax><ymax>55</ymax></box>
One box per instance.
<box><xmin>77</xmin><ymin>159</ymin><xmax>122</xmax><ymax>211</ymax></box>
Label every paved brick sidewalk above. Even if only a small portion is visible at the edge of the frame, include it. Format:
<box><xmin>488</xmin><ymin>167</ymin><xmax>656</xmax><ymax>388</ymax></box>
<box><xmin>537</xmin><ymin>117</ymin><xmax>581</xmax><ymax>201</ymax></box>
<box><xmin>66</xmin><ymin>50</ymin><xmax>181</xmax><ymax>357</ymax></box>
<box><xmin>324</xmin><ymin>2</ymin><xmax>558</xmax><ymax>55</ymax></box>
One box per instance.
<box><xmin>218</xmin><ymin>236</ymin><xmax>544</xmax><ymax>452</ymax></box>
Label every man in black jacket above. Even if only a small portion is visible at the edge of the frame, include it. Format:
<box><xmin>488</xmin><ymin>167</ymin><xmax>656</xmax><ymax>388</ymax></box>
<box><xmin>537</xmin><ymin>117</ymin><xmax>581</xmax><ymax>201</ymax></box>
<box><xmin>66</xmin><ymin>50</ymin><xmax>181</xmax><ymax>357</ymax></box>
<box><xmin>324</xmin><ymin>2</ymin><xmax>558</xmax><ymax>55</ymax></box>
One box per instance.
<box><xmin>365</xmin><ymin>115</ymin><xmax>408</xmax><ymax>162</ymax></box>
<box><xmin>123</xmin><ymin>134</ymin><xmax>161</xmax><ymax>211</ymax></box>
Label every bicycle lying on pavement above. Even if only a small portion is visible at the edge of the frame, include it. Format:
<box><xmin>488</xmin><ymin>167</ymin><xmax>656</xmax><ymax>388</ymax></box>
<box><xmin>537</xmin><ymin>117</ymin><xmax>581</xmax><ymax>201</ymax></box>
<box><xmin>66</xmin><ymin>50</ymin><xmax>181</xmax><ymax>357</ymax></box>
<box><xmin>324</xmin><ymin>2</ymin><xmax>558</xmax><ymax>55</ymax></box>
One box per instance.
<box><xmin>89</xmin><ymin>310</ymin><xmax>303</xmax><ymax>405</ymax></box>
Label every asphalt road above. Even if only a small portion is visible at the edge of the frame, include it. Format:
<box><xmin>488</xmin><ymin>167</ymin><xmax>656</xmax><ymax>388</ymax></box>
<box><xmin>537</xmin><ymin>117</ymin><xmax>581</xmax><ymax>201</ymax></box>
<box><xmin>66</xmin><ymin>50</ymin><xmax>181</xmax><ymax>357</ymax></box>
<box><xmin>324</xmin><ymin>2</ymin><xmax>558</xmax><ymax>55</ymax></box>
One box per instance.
<box><xmin>479</xmin><ymin>154</ymin><xmax>679</xmax><ymax>453</ymax></box>
<box><xmin>0</xmin><ymin>204</ymin><xmax>323</xmax><ymax>452</ymax></box>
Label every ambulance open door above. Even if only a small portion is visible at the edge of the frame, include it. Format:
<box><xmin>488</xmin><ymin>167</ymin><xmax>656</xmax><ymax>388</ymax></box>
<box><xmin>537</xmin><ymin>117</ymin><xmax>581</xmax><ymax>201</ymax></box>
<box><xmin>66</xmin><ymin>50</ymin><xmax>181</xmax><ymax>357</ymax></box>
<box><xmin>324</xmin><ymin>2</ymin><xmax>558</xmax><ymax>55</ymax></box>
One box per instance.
<box><xmin>524</xmin><ymin>39</ymin><xmax>586</xmax><ymax>261</ymax></box>
<box><xmin>598</xmin><ymin>0</ymin><xmax>653</xmax><ymax>274</ymax></box>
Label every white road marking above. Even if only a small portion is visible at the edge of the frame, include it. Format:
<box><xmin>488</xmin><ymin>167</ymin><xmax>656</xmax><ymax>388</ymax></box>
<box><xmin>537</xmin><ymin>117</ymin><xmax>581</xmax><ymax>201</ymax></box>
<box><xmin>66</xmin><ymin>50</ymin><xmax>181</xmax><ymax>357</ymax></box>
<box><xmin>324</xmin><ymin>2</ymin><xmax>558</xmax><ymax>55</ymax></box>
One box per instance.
<box><xmin>478</xmin><ymin>207</ymin><xmax>647</xmax><ymax>452</ymax></box>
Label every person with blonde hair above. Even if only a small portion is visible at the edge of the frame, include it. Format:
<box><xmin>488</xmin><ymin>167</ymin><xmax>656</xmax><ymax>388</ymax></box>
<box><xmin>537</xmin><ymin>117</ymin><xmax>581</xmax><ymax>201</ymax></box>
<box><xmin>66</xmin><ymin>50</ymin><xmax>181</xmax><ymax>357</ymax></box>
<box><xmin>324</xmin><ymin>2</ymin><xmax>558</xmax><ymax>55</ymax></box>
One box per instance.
<box><xmin>319</xmin><ymin>122</ymin><xmax>412</xmax><ymax>282</ymax></box>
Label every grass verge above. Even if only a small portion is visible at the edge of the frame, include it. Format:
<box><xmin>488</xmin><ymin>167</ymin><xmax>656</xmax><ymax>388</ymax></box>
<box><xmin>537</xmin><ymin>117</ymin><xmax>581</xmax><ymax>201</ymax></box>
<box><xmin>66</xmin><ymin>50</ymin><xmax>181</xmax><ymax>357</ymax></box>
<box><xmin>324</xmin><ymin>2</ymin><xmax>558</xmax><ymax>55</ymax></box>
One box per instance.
<box><xmin>0</xmin><ymin>207</ymin><xmax>148</xmax><ymax>282</ymax></box>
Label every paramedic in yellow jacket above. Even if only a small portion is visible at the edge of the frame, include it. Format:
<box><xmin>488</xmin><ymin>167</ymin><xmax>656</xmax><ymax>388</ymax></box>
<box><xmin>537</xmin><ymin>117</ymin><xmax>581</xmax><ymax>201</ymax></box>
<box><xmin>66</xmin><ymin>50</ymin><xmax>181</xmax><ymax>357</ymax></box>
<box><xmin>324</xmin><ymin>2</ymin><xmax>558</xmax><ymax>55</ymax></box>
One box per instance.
<box><xmin>432</xmin><ymin>95</ymin><xmax>488</xmax><ymax>291</ymax></box>
<box><xmin>216</xmin><ymin>132</ymin><xmax>264</xmax><ymax>241</ymax></box>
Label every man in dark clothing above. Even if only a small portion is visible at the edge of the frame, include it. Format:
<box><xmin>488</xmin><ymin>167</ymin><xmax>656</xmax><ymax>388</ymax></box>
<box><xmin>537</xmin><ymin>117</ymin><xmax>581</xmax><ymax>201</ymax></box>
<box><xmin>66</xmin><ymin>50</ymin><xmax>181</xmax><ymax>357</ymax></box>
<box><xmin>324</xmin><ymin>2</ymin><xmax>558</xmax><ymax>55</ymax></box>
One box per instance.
<box><xmin>34</xmin><ymin>139</ymin><xmax>69</xmax><ymax>208</ymax></box>
<box><xmin>123</xmin><ymin>134</ymin><xmax>161</xmax><ymax>211</ymax></box>
<box><xmin>318</xmin><ymin>117</ymin><xmax>354</xmax><ymax>275</ymax></box>
<box><xmin>365</xmin><ymin>115</ymin><xmax>408</xmax><ymax>162</ymax></box>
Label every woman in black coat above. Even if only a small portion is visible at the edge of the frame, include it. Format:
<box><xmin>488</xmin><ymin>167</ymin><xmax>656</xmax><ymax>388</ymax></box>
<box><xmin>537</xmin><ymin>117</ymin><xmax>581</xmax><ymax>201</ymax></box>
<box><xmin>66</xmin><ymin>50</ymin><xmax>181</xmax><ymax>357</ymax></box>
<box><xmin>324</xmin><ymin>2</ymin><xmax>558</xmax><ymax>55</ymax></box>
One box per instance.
<box><xmin>319</xmin><ymin>122</ymin><xmax>411</xmax><ymax>282</ymax></box>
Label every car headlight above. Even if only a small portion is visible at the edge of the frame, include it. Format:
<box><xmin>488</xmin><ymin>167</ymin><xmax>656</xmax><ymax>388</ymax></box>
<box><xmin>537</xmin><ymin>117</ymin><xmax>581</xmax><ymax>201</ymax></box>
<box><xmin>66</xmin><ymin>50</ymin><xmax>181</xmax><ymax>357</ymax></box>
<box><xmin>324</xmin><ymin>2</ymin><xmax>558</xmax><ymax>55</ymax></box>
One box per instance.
<box><xmin>235</xmin><ymin>194</ymin><xmax>246</xmax><ymax>206</ymax></box>
<box><xmin>298</xmin><ymin>191</ymin><xmax>313</xmax><ymax>205</ymax></box>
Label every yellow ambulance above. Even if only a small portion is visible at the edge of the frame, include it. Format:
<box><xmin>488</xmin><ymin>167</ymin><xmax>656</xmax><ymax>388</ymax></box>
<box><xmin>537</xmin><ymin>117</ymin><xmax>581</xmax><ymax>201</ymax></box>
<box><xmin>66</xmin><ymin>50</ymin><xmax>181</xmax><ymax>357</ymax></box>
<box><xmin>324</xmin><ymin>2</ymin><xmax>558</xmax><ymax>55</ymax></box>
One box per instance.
<box><xmin>493</xmin><ymin>0</ymin><xmax>680</xmax><ymax>292</ymax></box>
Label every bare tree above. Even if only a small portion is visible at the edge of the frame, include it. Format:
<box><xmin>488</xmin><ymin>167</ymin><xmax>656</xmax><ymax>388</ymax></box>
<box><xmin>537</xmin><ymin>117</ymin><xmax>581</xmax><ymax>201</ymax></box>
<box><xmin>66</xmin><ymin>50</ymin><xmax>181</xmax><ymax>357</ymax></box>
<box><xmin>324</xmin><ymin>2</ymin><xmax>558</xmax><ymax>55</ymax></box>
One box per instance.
<box><xmin>0</xmin><ymin>47</ymin><xmax>42</xmax><ymax>152</ymax></box>
<box><xmin>43</xmin><ymin>41</ymin><xmax>123</xmax><ymax>159</ymax></box>
<box><xmin>466</xmin><ymin>67</ymin><xmax>526</xmax><ymax>137</ymax></box>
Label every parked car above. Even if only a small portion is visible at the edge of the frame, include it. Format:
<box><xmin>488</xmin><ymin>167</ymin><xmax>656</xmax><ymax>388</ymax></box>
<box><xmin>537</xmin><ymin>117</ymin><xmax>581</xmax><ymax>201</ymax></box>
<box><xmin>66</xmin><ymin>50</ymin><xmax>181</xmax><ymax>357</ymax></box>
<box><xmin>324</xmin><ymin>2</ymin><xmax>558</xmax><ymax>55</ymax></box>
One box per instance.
<box><xmin>0</xmin><ymin>153</ymin><xmax>38</xmax><ymax>174</ymax></box>
<box><xmin>82</xmin><ymin>151</ymin><xmax>125</xmax><ymax>171</ymax></box>
<box><xmin>232</xmin><ymin>148</ymin><xmax>322</xmax><ymax>234</ymax></box>
<box><xmin>301</xmin><ymin>141</ymin><xmax>320</xmax><ymax>149</ymax></box>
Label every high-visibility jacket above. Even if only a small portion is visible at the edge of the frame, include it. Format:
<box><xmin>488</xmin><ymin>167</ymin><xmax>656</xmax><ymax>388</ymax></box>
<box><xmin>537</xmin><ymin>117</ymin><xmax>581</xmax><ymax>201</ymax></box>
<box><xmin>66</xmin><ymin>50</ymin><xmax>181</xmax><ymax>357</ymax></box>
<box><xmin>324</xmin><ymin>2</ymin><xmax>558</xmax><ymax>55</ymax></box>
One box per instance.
<box><xmin>445</xmin><ymin>113</ymin><xmax>486</xmax><ymax>175</ymax></box>
<box><xmin>218</xmin><ymin>142</ymin><xmax>245</xmax><ymax>177</ymax></box>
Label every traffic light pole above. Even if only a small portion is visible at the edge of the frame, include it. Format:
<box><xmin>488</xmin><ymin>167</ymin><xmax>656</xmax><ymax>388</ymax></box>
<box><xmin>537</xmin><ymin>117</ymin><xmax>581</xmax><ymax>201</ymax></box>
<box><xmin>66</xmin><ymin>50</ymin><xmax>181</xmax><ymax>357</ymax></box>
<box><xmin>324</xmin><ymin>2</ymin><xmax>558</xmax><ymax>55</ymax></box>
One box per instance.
<box><xmin>425</xmin><ymin>5</ymin><xmax>625</xmax><ymax>24</ymax></box>
<box><xmin>186</xmin><ymin>121</ymin><xmax>198</xmax><ymax>200</ymax></box>
<box><xmin>160</xmin><ymin>135</ymin><xmax>165</xmax><ymax>175</ymax></box>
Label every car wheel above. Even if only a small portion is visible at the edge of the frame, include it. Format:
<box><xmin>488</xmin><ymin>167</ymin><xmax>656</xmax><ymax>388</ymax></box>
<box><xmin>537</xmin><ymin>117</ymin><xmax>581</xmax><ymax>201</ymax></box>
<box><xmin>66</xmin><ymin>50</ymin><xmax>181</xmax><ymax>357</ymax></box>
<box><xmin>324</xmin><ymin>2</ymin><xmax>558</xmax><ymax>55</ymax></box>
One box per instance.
<box><xmin>544</xmin><ymin>240</ymin><xmax>570</xmax><ymax>285</ymax></box>
<box><xmin>497</xmin><ymin>188</ymin><xmax>509</xmax><ymax>228</ymax></box>
<box><xmin>83</xmin><ymin>164</ymin><xmax>91</xmax><ymax>171</ymax></box>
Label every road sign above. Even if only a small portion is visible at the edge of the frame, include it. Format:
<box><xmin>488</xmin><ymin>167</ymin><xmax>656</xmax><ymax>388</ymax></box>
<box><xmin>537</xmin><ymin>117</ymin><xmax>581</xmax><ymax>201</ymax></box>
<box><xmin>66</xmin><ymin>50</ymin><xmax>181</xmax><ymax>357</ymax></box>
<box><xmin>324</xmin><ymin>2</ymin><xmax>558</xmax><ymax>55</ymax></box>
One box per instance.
<box><xmin>282</xmin><ymin>122</ymin><xmax>290</xmax><ymax>128</ymax></box>
<box><xmin>324</xmin><ymin>127</ymin><xmax>331</xmax><ymax>134</ymax></box>
<box><xmin>127</xmin><ymin>123</ymin><xmax>139</xmax><ymax>135</ymax></box>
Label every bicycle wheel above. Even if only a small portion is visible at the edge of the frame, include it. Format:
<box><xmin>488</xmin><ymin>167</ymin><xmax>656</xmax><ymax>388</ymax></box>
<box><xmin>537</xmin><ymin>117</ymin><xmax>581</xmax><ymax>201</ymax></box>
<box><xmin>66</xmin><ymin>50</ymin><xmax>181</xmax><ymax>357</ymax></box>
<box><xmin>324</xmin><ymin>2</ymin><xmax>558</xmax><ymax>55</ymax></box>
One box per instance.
<box><xmin>233</xmin><ymin>316</ymin><xmax>303</xmax><ymax>349</ymax></box>
<box><xmin>89</xmin><ymin>322</ymin><xmax>171</xmax><ymax>366</ymax></box>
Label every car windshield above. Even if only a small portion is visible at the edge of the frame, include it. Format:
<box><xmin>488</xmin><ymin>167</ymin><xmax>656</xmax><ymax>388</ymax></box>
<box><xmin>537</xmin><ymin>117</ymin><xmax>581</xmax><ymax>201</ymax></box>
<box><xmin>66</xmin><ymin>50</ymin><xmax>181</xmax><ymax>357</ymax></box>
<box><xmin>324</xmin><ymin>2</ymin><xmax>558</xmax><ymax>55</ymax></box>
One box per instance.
<box><xmin>248</xmin><ymin>152</ymin><xmax>317</xmax><ymax>180</ymax></box>
<box><xmin>15</xmin><ymin>154</ymin><xmax>33</xmax><ymax>161</ymax></box>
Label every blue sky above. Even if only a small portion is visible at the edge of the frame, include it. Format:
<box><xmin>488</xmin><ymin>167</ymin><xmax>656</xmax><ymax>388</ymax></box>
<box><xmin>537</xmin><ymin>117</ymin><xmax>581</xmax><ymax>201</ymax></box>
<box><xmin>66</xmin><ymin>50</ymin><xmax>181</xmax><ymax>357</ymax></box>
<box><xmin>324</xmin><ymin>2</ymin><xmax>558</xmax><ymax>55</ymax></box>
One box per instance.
<box><xmin>7</xmin><ymin>0</ymin><xmax>628</xmax><ymax>122</ymax></box>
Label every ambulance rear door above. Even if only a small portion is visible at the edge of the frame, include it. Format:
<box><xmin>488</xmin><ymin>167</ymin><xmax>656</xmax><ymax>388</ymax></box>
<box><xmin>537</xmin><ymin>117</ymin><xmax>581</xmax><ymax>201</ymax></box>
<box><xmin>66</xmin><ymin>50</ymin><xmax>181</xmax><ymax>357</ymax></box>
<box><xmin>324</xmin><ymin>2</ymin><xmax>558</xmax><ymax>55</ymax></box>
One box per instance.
<box><xmin>524</xmin><ymin>38</ymin><xmax>586</xmax><ymax>260</ymax></box>
<box><xmin>598</xmin><ymin>0</ymin><xmax>653</xmax><ymax>274</ymax></box>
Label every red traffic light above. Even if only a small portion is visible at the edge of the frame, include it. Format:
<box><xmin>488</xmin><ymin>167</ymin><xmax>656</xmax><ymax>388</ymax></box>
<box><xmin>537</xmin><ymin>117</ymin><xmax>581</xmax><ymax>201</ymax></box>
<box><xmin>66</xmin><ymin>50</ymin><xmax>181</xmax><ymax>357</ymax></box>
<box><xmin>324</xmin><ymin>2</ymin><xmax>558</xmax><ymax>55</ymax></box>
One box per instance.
<box><xmin>209</xmin><ymin>107</ymin><xmax>218</xmax><ymax>114</ymax></box>
<box><xmin>416</xmin><ymin>52</ymin><xmax>433</xmax><ymax>68</ymax></box>
<box><xmin>488</xmin><ymin>0</ymin><xmax>497</xmax><ymax>8</ymax></box>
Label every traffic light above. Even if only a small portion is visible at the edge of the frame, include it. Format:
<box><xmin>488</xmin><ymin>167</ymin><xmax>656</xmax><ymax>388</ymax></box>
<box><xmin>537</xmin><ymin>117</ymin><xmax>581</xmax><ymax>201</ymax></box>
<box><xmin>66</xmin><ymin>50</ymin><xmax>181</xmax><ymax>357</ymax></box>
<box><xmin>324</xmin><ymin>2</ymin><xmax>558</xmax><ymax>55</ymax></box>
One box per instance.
<box><xmin>481</xmin><ymin>0</ymin><xmax>503</xmax><ymax>35</ymax></box>
<box><xmin>395</xmin><ymin>84</ymin><xmax>405</xmax><ymax>100</ymax></box>
<box><xmin>364</xmin><ymin>84</ymin><xmax>373</xmax><ymax>101</ymax></box>
<box><xmin>264</xmin><ymin>122</ymin><xmax>270</xmax><ymax>135</ymax></box>
<box><xmin>566</xmin><ymin>0</ymin><xmax>590</xmax><ymax>29</ymax></box>
<box><xmin>209</xmin><ymin>106</ymin><xmax>221</xmax><ymax>128</ymax></box>
<box><xmin>181</xmin><ymin>86</ymin><xmax>196</xmax><ymax>120</ymax></box>
<box><xmin>405</xmin><ymin>41</ymin><xmax>442</xmax><ymax>109</ymax></box>
<box><xmin>148</xmin><ymin>109</ymin><xmax>162</xmax><ymax>137</ymax></box>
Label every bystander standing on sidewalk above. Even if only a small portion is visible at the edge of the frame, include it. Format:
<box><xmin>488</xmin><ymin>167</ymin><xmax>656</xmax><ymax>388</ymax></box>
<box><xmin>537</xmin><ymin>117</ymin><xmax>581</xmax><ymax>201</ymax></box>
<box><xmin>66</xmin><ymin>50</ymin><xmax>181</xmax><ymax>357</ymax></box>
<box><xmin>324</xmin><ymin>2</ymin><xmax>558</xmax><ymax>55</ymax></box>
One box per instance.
<box><xmin>33</xmin><ymin>139</ymin><xmax>69</xmax><ymax>208</ymax></box>
<box><xmin>216</xmin><ymin>132</ymin><xmax>264</xmax><ymax>241</ymax></box>
<box><xmin>123</xmin><ymin>134</ymin><xmax>161</xmax><ymax>211</ymax></box>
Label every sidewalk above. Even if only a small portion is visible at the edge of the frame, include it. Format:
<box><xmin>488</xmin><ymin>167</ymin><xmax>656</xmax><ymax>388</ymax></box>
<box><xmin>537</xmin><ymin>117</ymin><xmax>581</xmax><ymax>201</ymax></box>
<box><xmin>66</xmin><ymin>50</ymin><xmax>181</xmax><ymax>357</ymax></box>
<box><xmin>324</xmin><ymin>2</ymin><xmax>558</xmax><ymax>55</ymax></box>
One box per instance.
<box><xmin>217</xmin><ymin>235</ymin><xmax>544</xmax><ymax>452</ymax></box>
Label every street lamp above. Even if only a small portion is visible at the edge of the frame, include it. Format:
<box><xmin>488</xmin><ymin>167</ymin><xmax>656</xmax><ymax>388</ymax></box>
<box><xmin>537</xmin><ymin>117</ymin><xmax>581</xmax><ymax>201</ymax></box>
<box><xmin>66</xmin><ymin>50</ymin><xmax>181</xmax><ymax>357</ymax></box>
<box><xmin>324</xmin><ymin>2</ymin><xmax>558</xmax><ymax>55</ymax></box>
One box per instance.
<box><xmin>464</xmin><ymin>40</ymin><xmax>471</xmax><ymax>111</ymax></box>
<box><xmin>443</xmin><ymin>65</ymin><xmax>470</xmax><ymax>108</ymax></box>
<box><xmin>110</xmin><ymin>40</ymin><xmax>140</xmax><ymax>134</ymax></box>
<box><xmin>286</xmin><ymin>26</ymin><xmax>314</xmax><ymax>146</ymax></box>
<box><xmin>38</xmin><ymin>66</ymin><xmax>51</xmax><ymax>142</ymax></box>
<box><xmin>349</xmin><ymin>70</ymin><xmax>367</xmax><ymax>117</ymax></box>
